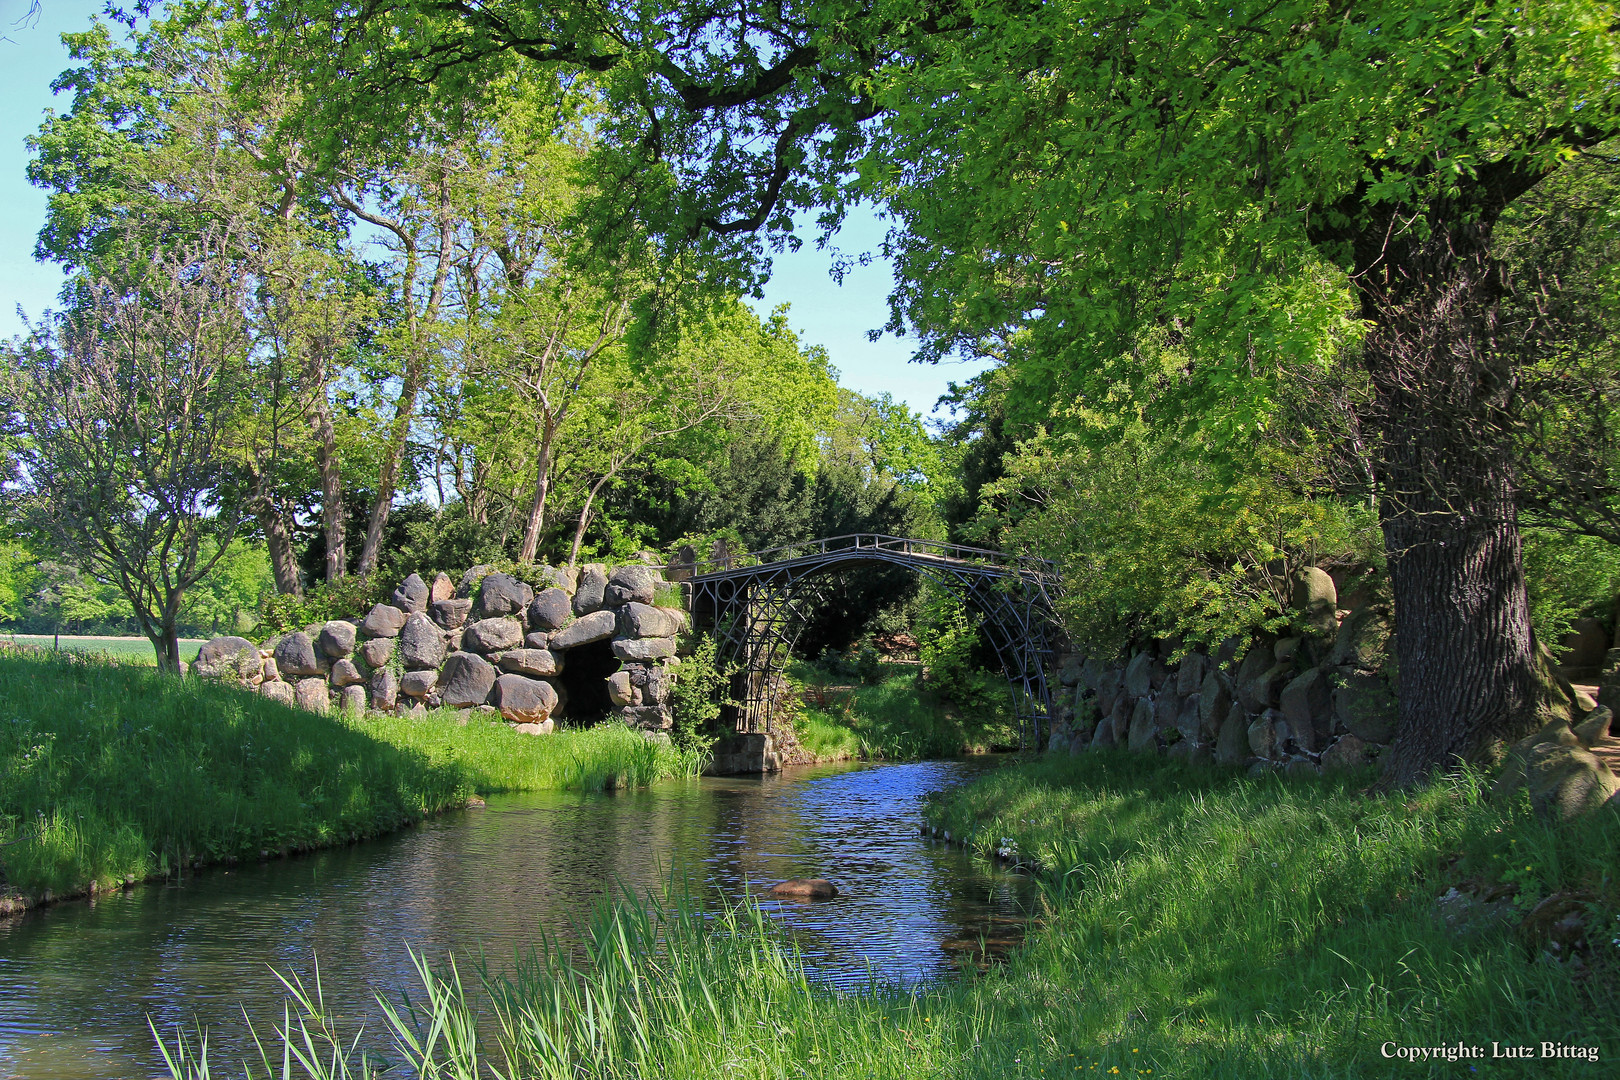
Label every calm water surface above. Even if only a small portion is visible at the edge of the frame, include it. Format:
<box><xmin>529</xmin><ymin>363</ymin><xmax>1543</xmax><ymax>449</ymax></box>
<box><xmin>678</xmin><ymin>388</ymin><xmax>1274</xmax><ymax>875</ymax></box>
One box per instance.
<box><xmin>0</xmin><ymin>758</ymin><xmax>1034</xmax><ymax>1079</ymax></box>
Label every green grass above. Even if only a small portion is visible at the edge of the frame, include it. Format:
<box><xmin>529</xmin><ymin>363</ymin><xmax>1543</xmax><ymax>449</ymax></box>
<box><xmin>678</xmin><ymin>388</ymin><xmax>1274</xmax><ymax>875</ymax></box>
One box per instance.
<box><xmin>1</xmin><ymin>634</ymin><xmax>206</xmax><ymax>664</ymax></box>
<box><xmin>789</xmin><ymin>660</ymin><xmax>1020</xmax><ymax>759</ymax></box>
<box><xmin>160</xmin><ymin>748</ymin><xmax>1619</xmax><ymax>1079</ymax></box>
<box><xmin>0</xmin><ymin>651</ymin><xmax>699</xmax><ymax>898</ymax></box>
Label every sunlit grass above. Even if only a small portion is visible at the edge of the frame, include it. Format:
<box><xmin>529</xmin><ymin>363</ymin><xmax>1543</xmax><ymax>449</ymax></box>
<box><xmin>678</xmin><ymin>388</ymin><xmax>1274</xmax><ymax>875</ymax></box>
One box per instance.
<box><xmin>0</xmin><ymin>651</ymin><xmax>699</xmax><ymax>897</ymax></box>
<box><xmin>788</xmin><ymin>660</ymin><xmax>1020</xmax><ymax>759</ymax></box>
<box><xmin>1</xmin><ymin>634</ymin><xmax>206</xmax><ymax>664</ymax></box>
<box><xmin>157</xmin><ymin>751</ymin><xmax>1619</xmax><ymax>1079</ymax></box>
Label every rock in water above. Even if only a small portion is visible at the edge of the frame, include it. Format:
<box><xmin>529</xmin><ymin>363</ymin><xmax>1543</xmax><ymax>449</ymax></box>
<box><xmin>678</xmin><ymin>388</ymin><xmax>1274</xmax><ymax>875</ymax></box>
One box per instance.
<box><xmin>769</xmin><ymin>878</ymin><xmax>839</xmax><ymax>900</ymax></box>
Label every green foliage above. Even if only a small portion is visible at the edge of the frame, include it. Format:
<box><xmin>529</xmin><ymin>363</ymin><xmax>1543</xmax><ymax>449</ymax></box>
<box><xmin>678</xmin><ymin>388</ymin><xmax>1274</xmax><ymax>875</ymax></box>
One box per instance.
<box><xmin>667</xmin><ymin>635</ymin><xmax>732</xmax><ymax>757</ymax></box>
<box><xmin>1523</xmin><ymin>529</ymin><xmax>1620</xmax><ymax>647</ymax></box>
<box><xmin>0</xmin><ymin>542</ymin><xmax>39</xmax><ymax>623</ymax></box>
<box><xmin>261</xmin><ymin>577</ymin><xmax>386</xmax><ymax>636</ymax></box>
<box><xmin>0</xmin><ymin>651</ymin><xmax>697</xmax><ymax>897</ymax></box>
<box><xmin>154</xmin><ymin>753</ymin><xmax>1619</xmax><ymax>1080</ymax></box>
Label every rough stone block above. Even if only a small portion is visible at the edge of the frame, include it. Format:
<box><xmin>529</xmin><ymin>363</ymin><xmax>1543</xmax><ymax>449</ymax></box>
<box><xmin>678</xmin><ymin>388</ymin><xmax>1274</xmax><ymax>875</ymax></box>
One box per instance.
<box><xmin>431</xmin><ymin>597</ymin><xmax>473</xmax><ymax>630</ymax></box>
<box><xmin>401</xmin><ymin>613</ymin><xmax>449</xmax><ymax>669</ymax></box>
<box><xmin>622</xmin><ymin>703</ymin><xmax>673</xmax><ymax>730</ymax></box>
<box><xmin>474</xmin><ymin>572</ymin><xmax>534</xmax><ymax>620</ymax></box>
<box><xmin>1127</xmin><ymin>697</ymin><xmax>1157</xmax><ymax>753</ymax></box>
<box><xmin>492</xmin><ymin>673</ymin><xmax>558</xmax><ymax>724</ymax></box>
<box><xmin>317</xmin><ymin>621</ymin><xmax>357</xmax><ymax>659</ymax></box>
<box><xmin>613</xmin><ymin>636</ymin><xmax>676</xmax><ymax>662</ymax></box>
<box><xmin>642</xmin><ymin>666</ymin><xmax>671</xmax><ymax>706</ymax></box>
<box><xmin>330</xmin><ymin>658</ymin><xmax>364</xmax><ymax>687</ymax></box>
<box><xmin>1280</xmin><ymin>668</ymin><xmax>1332</xmax><ymax>752</ymax></box>
<box><xmin>550</xmin><ymin>609</ymin><xmax>617</xmax><ymax>651</ymax></box>
<box><xmin>1247</xmin><ymin>715</ymin><xmax>1275</xmax><ymax>758</ymax></box>
<box><xmin>392</xmin><ymin>573</ymin><xmax>431</xmax><ymax>614</ymax></box>
<box><xmin>195</xmin><ymin>636</ymin><xmax>261</xmax><ymax>681</ymax></box>
<box><xmin>606</xmin><ymin>565</ymin><xmax>659</xmax><ymax>607</ymax></box>
<box><xmin>294</xmin><ymin>678</ymin><xmax>330</xmax><ymax>714</ymax></box>
<box><xmin>260</xmin><ymin>681</ymin><xmax>296</xmax><ymax>707</ymax></box>
<box><xmin>399</xmin><ymin>669</ymin><xmax>439</xmax><ymax>698</ymax></box>
<box><xmin>1291</xmin><ymin>566</ymin><xmax>1338</xmax><ymax>634</ymax></box>
<box><xmin>1233</xmin><ymin>645</ymin><xmax>1274</xmax><ymax>711</ymax></box>
<box><xmin>456</xmin><ymin>564</ymin><xmax>496</xmax><ymax>599</ymax></box>
<box><xmin>358</xmin><ymin>637</ymin><xmax>395</xmax><ymax>669</ymax></box>
<box><xmin>1321</xmin><ymin>733</ymin><xmax>1370</xmax><ymax>771</ymax></box>
<box><xmin>463</xmin><ymin>617</ymin><xmax>524</xmax><ymax>654</ymax></box>
<box><xmin>1333</xmin><ymin>671</ymin><xmax>1397</xmax><ymax>744</ymax></box>
<box><xmin>439</xmin><ymin>652</ymin><xmax>497</xmax><ymax>707</ymax></box>
<box><xmin>1176</xmin><ymin>693</ymin><xmax>1202</xmax><ymax>742</ymax></box>
<box><xmin>369</xmin><ymin>669</ymin><xmax>398</xmax><ymax>711</ymax></box>
<box><xmin>339</xmin><ymin>684</ymin><xmax>367</xmax><ymax>717</ymax></box>
<box><xmin>1215</xmin><ymin>702</ymin><xmax>1248</xmax><ymax>765</ymax></box>
<box><xmin>360</xmin><ymin>604</ymin><xmax>409</xmax><ymax>639</ymax></box>
<box><xmin>430</xmin><ymin>572</ymin><xmax>455</xmax><ymax>603</ymax></box>
<box><xmin>1175</xmin><ymin>653</ymin><xmax>1208</xmax><ymax>696</ymax></box>
<box><xmin>274</xmin><ymin>632</ymin><xmax>324</xmax><ymax>677</ymax></box>
<box><xmin>573</xmin><ymin>564</ymin><xmax>608</xmax><ymax>615</ymax></box>
<box><xmin>1124</xmin><ymin>651</ymin><xmax>1154</xmax><ymax>699</ymax></box>
<box><xmin>1199</xmin><ymin>670</ymin><xmax>1233</xmax><ymax>741</ymax></box>
<box><xmin>500</xmin><ymin>649</ymin><xmax>562</xmax><ymax>678</ymax></box>
<box><xmin>527</xmin><ymin>588</ymin><xmax>573</xmax><ymax>630</ymax></box>
<box><xmin>524</xmin><ymin>631</ymin><xmax>549</xmax><ymax>650</ymax></box>
<box><xmin>621</xmin><ymin>602</ymin><xmax>685</xmax><ymax>638</ymax></box>
<box><xmin>607</xmin><ymin>669</ymin><xmax>637</xmax><ymax>707</ymax></box>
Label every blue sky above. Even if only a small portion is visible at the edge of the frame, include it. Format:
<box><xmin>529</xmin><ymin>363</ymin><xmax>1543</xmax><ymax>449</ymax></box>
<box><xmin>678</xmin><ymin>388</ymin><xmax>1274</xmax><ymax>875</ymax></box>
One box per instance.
<box><xmin>0</xmin><ymin>0</ymin><xmax>991</xmax><ymax>419</ymax></box>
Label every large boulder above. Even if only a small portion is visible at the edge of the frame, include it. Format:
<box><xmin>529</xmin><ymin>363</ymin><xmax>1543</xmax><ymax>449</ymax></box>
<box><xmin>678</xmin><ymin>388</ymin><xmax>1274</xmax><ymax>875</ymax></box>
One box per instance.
<box><xmin>339</xmin><ymin>684</ymin><xmax>367</xmax><ymax>717</ymax></box>
<box><xmin>330</xmin><ymin>658</ymin><xmax>364</xmax><ymax>687</ymax></box>
<box><xmin>1127</xmin><ymin>698</ymin><xmax>1157</xmax><ymax>753</ymax></box>
<box><xmin>527</xmin><ymin>588</ymin><xmax>574</xmax><ymax>631</ymax></box>
<box><xmin>1233</xmin><ymin>645</ymin><xmax>1275</xmax><ymax>712</ymax></box>
<box><xmin>439</xmin><ymin>652</ymin><xmax>497</xmax><ymax>707</ymax></box>
<box><xmin>1199</xmin><ymin>670</ymin><xmax>1233</xmax><ymax>741</ymax></box>
<box><xmin>1494</xmin><ymin>721</ymin><xmax>1620</xmax><ymax>820</ymax></box>
<box><xmin>1574</xmin><ymin>706</ymin><xmax>1614</xmax><ymax>747</ymax></box>
<box><xmin>317</xmin><ymin>620</ymin><xmax>357</xmax><ymax>659</ymax></box>
<box><xmin>607</xmin><ymin>669</ymin><xmax>639</xmax><ymax>706</ymax></box>
<box><xmin>430</xmin><ymin>572</ymin><xmax>455</xmax><ymax>603</ymax></box>
<box><xmin>1333</xmin><ymin>671</ymin><xmax>1398</xmax><ymax>744</ymax></box>
<box><xmin>1280</xmin><ymin>668</ymin><xmax>1332</xmax><ymax>753</ymax></box>
<box><xmin>358</xmin><ymin>637</ymin><xmax>396</xmax><ymax>669</ymax></box>
<box><xmin>456</xmin><ymin>564</ymin><xmax>497</xmax><ymax>599</ymax></box>
<box><xmin>392</xmin><ymin>573</ymin><xmax>431</xmax><ymax>615</ymax></box>
<box><xmin>360</xmin><ymin>604</ymin><xmax>409</xmax><ymax>639</ymax></box>
<box><xmin>524</xmin><ymin>631</ymin><xmax>550</xmax><ymax>650</ymax></box>
<box><xmin>474</xmin><ymin>572</ymin><xmax>534</xmax><ymax>620</ymax></box>
<box><xmin>274</xmin><ymin>632</ymin><xmax>324</xmax><ymax>677</ymax></box>
<box><xmin>1175</xmin><ymin>653</ymin><xmax>1208</xmax><ymax>696</ymax></box>
<box><xmin>1247</xmin><ymin>715</ymin><xmax>1276</xmax><ymax>758</ymax></box>
<box><xmin>399</xmin><ymin>669</ymin><xmax>439</xmax><ymax>699</ymax></box>
<box><xmin>463</xmin><ymin>617</ymin><xmax>525</xmax><ymax>654</ymax></box>
<box><xmin>1291</xmin><ymin>566</ymin><xmax>1338</xmax><ymax>635</ymax></box>
<box><xmin>500</xmin><ymin>649</ymin><xmax>563</xmax><ymax>678</ymax></box>
<box><xmin>612</xmin><ymin>636</ymin><xmax>677</xmax><ymax>662</ymax></box>
<box><xmin>606</xmin><ymin>565</ymin><xmax>660</xmax><ymax>608</ymax></box>
<box><xmin>1559</xmin><ymin>616</ymin><xmax>1610</xmax><ymax>673</ymax></box>
<box><xmin>550</xmin><ymin>609</ymin><xmax>618</xmax><ymax>651</ymax></box>
<box><xmin>1321</xmin><ymin>733</ymin><xmax>1370</xmax><ymax>771</ymax></box>
<box><xmin>294</xmin><ymin>678</ymin><xmax>330</xmax><ymax>714</ymax></box>
<box><xmin>1176</xmin><ymin>694</ymin><xmax>1202</xmax><ymax>742</ymax></box>
<box><xmin>369</xmin><ymin>668</ymin><xmax>399</xmax><ymax>711</ymax></box>
<box><xmin>195</xmin><ymin>636</ymin><xmax>261</xmax><ymax>681</ymax></box>
<box><xmin>640</xmin><ymin>665</ymin><xmax>672</xmax><ymax>706</ymax></box>
<box><xmin>1215</xmin><ymin>702</ymin><xmax>1249</xmax><ymax>765</ymax></box>
<box><xmin>622</xmin><ymin>704</ymin><xmax>673</xmax><ymax>730</ymax></box>
<box><xmin>400</xmin><ymin>614</ymin><xmax>448</xmax><ymax>670</ymax></box>
<box><xmin>492</xmin><ymin>674</ymin><xmax>559</xmax><ymax>724</ymax></box>
<box><xmin>1241</xmin><ymin>661</ymin><xmax>1293</xmax><ymax>714</ymax></box>
<box><xmin>260</xmin><ymin>680</ymin><xmax>296</xmax><ymax>707</ymax></box>
<box><xmin>431</xmin><ymin>597</ymin><xmax>473</xmax><ymax>630</ymax></box>
<box><xmin>260</xmin><ymin>657</ymin><xmax>281</xmax><ymax>684</ymax></box>
<box><xmin>573</xmin><ymin>564</ymin><xmax>609</xmax><ymax>615</ymax></box>
<box><xmin>621</xmin><ymin>602</ymin><xmax>685</xmax><ymax>638</ymax></box>
<box><xmin>1123</xmin><ymin>651</ymin><xmax>1154</xmax><ymax>700</ymax></box>
<box><xmin>1328</xmin><ymin>607</ymin><xmax>1392</xmax><ymax>671</ymax></box>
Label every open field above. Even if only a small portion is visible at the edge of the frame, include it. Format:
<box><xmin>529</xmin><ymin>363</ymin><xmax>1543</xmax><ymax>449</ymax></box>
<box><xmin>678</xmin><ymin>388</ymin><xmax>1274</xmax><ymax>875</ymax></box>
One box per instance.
<box><xmin>0</xmin><ymin>650</ymin><xmax>699</xmax><ymax>901</ymax></box>
<box><xmin>0</xmin><ymin>634</ymin><xmax>206</xmax><ymax>664</ymax></box>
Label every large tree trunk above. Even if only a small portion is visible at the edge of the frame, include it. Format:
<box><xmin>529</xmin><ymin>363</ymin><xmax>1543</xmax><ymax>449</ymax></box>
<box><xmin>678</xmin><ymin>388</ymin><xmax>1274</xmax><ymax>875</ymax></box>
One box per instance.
<box><xmin>1352</xmin><ymin>207</ymin><xmax>1550</xmax><ymax>787</ymax></box>
<box><xmin>259</xmin><ymin>505</ymin><xmax>303</xmax><ymax>597</ymax></box>
<box><xmin>312</xmin><ymin>395</ymin><xmax>346</xmax><ymax>583</ymax></box>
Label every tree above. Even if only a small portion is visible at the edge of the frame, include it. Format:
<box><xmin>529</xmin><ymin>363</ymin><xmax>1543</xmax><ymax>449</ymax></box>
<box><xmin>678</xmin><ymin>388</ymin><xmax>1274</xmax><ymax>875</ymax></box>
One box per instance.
<box><xmin>260</xmin><ymin>0</ymin><xmax>1620</xmax><ymax>781</ymax></box>
<box><xmin>3</xmin><ymin>238</ymin><xmax>256</xmax><ymax>671</ymax></box>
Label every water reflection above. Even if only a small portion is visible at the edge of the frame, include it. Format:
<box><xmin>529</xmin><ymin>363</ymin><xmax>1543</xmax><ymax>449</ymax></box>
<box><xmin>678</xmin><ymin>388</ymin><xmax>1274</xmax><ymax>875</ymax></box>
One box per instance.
<box><xmin>0</xmin><ymin>758</ymin><xmax>1033</xmax><ymax>1079</ymax></box>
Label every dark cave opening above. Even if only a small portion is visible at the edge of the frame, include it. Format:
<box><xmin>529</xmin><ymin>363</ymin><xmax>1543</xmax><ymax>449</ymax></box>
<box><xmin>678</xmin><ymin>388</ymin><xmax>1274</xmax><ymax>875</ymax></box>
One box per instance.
<box><xmin>555</xmin><ymin>637</ymin><xmax>619</xmax><ymax>723</ymax></box>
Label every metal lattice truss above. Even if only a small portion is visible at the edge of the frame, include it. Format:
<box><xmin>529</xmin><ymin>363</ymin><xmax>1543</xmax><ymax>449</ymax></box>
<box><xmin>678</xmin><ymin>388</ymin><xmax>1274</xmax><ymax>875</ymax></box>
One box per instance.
<box><xmin>677</xmin><ymin>535</ymin><xmax>1063</xmax><ymax>748</ymax></box>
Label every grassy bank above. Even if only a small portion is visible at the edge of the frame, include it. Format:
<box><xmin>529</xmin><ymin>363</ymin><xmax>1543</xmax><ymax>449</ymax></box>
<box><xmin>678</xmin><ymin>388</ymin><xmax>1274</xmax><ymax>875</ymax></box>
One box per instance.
<box><xmin>1</xmin><ymin>634</ymin><xmax>206</xmax><ymax>664</ymax></box>
<box><xmin>788</xmin><ymin>660</ymin><xmax>1019</xmax><ymax>759</ymax></box>
<box><xmin>0</xmin><ymin>651</ymin><xmax>698</xmax><ymax>900</ymax></box>
<box><xmin>163</xmin><ymin>750</ymin><xmax>1618</xmax><ymax>1079</ymax></box>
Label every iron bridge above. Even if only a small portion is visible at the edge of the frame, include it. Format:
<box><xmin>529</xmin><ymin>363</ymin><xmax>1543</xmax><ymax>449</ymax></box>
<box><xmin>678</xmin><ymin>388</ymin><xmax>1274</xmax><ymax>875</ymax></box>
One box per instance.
<box><xmin>665</xmin><ymin>534</ymin><xmax>1063</xmax><ymax>749</ymax></box>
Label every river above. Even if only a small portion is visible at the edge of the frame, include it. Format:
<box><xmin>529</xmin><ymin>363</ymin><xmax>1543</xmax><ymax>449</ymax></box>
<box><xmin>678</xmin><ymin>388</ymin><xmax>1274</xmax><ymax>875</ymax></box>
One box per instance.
<box><xmin>0</xmin><ymin>758</ymin><xmax>1034</xmax><ymax>1079</ymax></box>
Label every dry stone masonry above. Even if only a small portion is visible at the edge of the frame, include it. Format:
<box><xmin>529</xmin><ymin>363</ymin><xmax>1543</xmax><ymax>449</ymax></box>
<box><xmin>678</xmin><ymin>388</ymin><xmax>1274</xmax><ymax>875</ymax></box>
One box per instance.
<box><xmin>195</xmin><ymin>561</ymin><xmax>689</xmax><ymax>737</ymax></box>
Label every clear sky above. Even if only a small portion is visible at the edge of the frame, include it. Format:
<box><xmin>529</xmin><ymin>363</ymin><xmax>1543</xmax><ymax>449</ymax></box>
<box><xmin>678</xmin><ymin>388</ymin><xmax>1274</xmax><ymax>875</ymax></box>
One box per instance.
<box><xmin>0</xmin><ymin>0</ymin><xmax>992</xmax><ymax>420</ymax></box>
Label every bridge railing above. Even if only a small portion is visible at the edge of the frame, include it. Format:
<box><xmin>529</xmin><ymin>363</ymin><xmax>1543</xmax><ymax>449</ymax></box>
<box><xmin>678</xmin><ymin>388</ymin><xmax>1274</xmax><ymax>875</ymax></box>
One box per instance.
<box><xmin>665</xmin><ymin>533</ymin><xmax>1056</xmax><ymax>579</ymax></box>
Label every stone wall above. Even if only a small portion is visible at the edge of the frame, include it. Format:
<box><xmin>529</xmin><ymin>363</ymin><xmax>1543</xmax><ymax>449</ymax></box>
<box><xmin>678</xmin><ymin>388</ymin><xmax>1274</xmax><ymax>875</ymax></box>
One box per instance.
<box><xmin>193</xmin><ymin>561</ymin><xmax>688</xmax><ymax>735</ymax></box>
<box><xmin>1046</xmin><ymin>567</ymin><xmax>1400</xmax><ymax>773</ymax></box>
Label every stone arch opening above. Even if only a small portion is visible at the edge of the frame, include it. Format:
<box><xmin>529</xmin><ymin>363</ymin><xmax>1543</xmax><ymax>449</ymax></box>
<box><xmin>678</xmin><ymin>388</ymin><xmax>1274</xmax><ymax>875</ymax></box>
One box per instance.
<box><xmin>555</xmin><ymin>637</ymin><xmax>620</xmax><ymax>723</ymax></box>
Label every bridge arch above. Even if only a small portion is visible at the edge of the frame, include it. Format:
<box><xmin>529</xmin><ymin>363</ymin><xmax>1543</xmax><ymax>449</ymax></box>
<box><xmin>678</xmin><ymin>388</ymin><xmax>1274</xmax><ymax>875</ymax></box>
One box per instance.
<box><xmin>668</xmin><ymin>535</ymin><xmax>1063</xmax><ymax>748</ymax></box>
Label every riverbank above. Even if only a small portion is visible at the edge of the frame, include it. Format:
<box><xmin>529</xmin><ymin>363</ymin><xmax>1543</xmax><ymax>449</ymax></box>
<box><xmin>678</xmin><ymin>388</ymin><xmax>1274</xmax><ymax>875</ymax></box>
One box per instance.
<box><xmin>163</xmin><ymin>749</ymin><xmax>1618</xmax><ymax>1078</ymax></box>
<box><xmin>0</xmin><ymin>651</ymin><xmax>699</xmax><ymax>912</ymax></box>
<box><xmin>788</xmin><ymin>660</ymin><xmax>1020</xmax><ymax>761</ymax></box>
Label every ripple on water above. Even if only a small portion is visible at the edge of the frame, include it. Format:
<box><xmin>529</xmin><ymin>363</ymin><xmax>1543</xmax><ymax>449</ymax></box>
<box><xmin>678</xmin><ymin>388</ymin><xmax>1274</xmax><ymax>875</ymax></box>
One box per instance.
<box><xmin>0</xmin><ymin>756</ymin><xmax>1033</xmax><ymax>1079</ymax></box>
